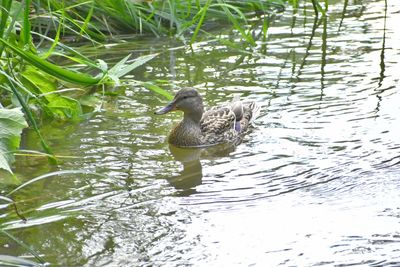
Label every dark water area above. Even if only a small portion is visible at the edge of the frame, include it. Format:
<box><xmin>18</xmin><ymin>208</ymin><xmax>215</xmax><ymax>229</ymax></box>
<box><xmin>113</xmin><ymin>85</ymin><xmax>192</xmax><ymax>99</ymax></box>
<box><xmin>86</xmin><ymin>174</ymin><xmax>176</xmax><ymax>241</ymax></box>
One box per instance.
<box><xmin>1</xmin><ymin>0</ymin><xmax>400</xmax><ymax>266</ymax></box>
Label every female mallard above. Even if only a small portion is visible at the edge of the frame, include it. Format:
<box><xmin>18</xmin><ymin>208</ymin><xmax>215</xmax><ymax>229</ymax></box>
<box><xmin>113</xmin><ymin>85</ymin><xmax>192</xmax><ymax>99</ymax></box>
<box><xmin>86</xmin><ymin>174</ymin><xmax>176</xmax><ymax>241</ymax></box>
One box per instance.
<box><xmin>155</xmin><ymin>88</ymin><xmax>259</xmax><ymax>148</ymax></box>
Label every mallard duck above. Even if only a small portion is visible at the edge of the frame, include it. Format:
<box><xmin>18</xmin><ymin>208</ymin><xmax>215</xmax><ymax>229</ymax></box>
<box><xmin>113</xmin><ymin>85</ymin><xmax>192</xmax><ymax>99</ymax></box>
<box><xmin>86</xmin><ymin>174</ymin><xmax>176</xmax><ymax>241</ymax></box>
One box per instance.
<box><xmin>155</xmin><ymin>88</ymin><xmax>259</xmax><ymax>148</ymax></box>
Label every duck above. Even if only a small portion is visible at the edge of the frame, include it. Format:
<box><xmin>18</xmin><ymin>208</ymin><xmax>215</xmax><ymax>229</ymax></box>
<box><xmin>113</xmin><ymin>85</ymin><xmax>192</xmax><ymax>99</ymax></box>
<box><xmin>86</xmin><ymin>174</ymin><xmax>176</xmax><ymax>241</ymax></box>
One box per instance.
<box><xmin>155</xmin><ymin>88</ymin><xmax>260</xmax><ymax>148</ymax></box>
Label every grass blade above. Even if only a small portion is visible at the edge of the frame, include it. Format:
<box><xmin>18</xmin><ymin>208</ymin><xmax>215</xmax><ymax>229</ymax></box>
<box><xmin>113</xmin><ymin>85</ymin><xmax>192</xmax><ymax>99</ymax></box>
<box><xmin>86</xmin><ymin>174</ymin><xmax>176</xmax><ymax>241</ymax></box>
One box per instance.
<box><xmin>22</xmin><ymin>0</ymin><xmax>32</xmax><ymax>45</ymax></box>
<box><xmin>190</xmin><ymin>0</ymin><xmax>212</xmax><ymax>44</ymax></box>
<box><xmin>311</xmin><ymin>0</ymin><xmax>326</xmax><ymax>16</ymax></box>
<box><xmin>0</xmin><ymin>0</ymin><xmax>12</xmax><ymax>55</ymax></box>
<box><xmin>0</xmin><ymin>38</ymin><xmax>103</xmax><ymax>85</ymax></box>
<box><xmin>6</xmin><ymin>170</ymin><xmax>106</xmax><ymax>196</ymax></box>
<box><xmin>0</xmin><ymin>229</ymin><xmax>46</xmax><ymax>264</ymax></box>
<box><xmin>5</xmin><ymin>77</ymin><xmax>55</xmax><ymax>162</ymax></box>
<box><xmin>214</xmin><ymin>2</ymin><xmax>255</xmax><ymax>45</ymax></box>
<box><xmin>143</xmin><ymin>82</ymin><xmax>173</xmax><ymax>100</ymax></box>
<box><xmin>108</xmin><ymin>53</ymin><xmax>159</xmax><ymax>78</ymax></box>
<box><xmin>0</xmin><ymin>255</ymin><xmax>41</xmax><ymax>266</ymax></box>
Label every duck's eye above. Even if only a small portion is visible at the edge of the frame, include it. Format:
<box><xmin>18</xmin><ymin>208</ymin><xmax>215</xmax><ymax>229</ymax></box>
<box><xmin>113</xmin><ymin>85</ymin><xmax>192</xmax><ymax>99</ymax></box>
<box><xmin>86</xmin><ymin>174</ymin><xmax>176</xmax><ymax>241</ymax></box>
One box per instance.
<box><xmin>183</xmin><ymin>96</ymin><xmax>188</xmax><ymax>99</ymax></box>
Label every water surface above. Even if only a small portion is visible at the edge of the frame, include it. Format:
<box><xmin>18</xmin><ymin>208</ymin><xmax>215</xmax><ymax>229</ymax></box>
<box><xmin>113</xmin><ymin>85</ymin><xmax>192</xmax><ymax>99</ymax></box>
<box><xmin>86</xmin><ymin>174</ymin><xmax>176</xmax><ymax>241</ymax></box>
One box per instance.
<box><xmin>1</xmin><ymin>0</ymin><xmax>400</xmax><ymax>266</ymax></box>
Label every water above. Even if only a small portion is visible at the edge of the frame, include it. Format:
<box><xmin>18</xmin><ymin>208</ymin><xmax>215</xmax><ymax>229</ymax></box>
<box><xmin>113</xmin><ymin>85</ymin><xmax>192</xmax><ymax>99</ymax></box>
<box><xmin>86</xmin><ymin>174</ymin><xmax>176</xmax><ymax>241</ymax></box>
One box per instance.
<box><xmin>1</xmin><ymin>0</ymin><xmax>400</xmax><ymax>266</ymax></box>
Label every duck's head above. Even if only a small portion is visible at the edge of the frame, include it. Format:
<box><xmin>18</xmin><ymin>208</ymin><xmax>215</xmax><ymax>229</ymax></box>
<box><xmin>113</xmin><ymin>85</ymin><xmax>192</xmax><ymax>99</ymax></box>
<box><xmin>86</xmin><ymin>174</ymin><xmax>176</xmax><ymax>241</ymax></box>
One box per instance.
<box><xmin>155</xmin><ymin>88</ymin><xmax>204</xmax><ymax>121</ymax></box>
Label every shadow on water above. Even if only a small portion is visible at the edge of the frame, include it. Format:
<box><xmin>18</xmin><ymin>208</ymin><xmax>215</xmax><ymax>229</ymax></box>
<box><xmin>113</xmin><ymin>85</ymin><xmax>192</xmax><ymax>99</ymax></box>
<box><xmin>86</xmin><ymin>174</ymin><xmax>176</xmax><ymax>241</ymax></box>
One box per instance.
<box><xmin>167</xmin><ymin>145</ymin><xmax>203</xmax><ymax>193</ymax></box>
<box><xmin>167</xmin><ymin>144</ymin><xmax>236</xmax><ymax>194</ymax></box>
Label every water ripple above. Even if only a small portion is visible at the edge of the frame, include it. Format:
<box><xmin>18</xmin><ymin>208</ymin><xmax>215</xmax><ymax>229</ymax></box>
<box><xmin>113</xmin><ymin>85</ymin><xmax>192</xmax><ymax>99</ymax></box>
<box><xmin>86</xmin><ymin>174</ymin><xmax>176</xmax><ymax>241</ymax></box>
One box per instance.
<box><xmin>8</xmin><ymin>1</ymin><xmax>400</xmax><ymax>266</ymax></box>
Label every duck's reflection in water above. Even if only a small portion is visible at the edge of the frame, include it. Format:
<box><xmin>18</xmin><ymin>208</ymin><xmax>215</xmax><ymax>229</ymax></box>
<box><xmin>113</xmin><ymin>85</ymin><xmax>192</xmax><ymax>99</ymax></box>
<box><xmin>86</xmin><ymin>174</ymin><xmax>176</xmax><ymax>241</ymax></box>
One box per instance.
<box><xmin>167</xmin><ymin>144</ymin><xmax>236</xmax><ymax>194</ymax></box>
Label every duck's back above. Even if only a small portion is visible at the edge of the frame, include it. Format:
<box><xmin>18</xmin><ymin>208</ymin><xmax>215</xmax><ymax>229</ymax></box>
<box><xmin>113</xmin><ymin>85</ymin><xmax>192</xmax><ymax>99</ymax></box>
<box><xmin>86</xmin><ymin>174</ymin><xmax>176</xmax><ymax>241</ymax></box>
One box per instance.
<box><xmin>198</xmin><ymin>107</ymin><xmax>236</xmax><ymax>145</ymax></box>
<box><xmin>200</xmin><ymin>107</ymin><xmax>236</xmax><ymax>133</ymax></box>
<box><xmin>199</xmin><ymin>99</ymin><xmax>259</xmax><ymax>146</ymax></box>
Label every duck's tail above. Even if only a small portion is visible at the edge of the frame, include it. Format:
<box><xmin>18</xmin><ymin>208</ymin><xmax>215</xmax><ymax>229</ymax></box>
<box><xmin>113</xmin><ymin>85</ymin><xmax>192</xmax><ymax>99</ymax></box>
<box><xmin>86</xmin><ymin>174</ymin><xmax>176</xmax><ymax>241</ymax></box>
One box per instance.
<box><xmin>240</xmin><ymin>101</ymin><xmax>260</xmax><ymax>132</ymax></box>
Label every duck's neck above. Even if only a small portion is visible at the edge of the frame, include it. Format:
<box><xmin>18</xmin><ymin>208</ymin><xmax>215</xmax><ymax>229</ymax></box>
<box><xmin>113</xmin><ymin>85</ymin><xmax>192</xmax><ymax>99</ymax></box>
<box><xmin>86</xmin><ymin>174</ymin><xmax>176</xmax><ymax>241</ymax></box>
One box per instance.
<box><xmin>180</xmin><ymin>113</ymin><xmax>202</xmax><ymax>137</ymax></box>
<box><xmin>168</xmin><ymin>111</ymin><xmax>204</xmax><ymax>147</ymax></box>
<box><xmin>183</xmin><ymin>112</ymin><xmax>202</xmax><ymax>124</ymax></box>
<box><xmin>183</xmin><ymin>105</ymin><xmax>204</xmax><ymax>124</ymax></box>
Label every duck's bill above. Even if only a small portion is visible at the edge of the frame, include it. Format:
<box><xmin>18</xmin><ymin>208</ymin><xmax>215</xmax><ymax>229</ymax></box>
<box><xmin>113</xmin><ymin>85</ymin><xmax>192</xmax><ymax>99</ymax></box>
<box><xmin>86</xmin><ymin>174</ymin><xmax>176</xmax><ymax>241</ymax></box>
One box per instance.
<box><xmin>155</xmin><ymin>103</ymin><xmax>175</xmax><ymax>115</ymax></box>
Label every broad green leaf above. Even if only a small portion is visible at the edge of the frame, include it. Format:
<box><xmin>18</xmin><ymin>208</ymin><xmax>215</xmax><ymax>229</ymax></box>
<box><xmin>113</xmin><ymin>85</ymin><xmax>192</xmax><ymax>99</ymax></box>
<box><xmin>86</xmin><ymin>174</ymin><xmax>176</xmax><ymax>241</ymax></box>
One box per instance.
<box><xmin>108</xmin><ymin>54</ymin><xmax>130</xmax><ymax>77</ymax></box>
<box><xmin>47</xmin><ymin>96</ymin><xmax>82</xmax><ymax>121</ymax></box>
<box><xmin>0</xmin><ymin>108</ymin><xmax>28</xmax><ymax>175</ymax></box>
<box><xmin>21</xmin><ymin>66</ymin><xmax>58</xmax><ymax>101</ymax></box>
<box><xmin>0</xmin><ymin>152</ymin><xmax>12</xmax><ymax>174</ymax></box>
<box><xmin>79</xmin><ymin>95</ymin><xmax>100</xmax><ymax>108</ymax></box>
<box><xmin>21</xmin><ymin>66</ymin><xmax>85</xmax><ymax>120</ymax></box>
<box><xmin>21</xmin><ymin>66</ymin><xmax>82</xmax><ymax>120</ymax></box>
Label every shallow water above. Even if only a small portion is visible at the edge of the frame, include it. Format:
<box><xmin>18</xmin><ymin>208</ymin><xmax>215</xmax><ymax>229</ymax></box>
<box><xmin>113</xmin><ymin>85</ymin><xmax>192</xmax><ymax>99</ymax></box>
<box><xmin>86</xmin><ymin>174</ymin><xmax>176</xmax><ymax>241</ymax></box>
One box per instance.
<box><xmin>2</xmin><ymin>0</ymin><xmax>400</xmax><ymax>266</ymax></box>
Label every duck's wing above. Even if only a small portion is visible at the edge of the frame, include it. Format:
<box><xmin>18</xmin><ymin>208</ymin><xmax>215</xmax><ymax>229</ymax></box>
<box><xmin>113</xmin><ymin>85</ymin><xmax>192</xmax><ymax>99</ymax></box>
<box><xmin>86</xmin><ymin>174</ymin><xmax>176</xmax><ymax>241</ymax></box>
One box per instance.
<box><xmin>200</xmin><ymin>107</ymin><xmax>236</xmax><ymax>134</ymax></box>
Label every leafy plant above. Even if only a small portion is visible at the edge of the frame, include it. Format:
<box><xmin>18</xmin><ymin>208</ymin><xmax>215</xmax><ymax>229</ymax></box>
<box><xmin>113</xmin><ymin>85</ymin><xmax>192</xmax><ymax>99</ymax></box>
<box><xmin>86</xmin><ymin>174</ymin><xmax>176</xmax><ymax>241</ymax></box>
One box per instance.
<box><xmin>0</xmin><ymin>0</ymin><xmax>172</xmax><ymax>177</ymax></box>
<box><xmin>0</xmin><ymin>108</ymin><xmax>28</xmax><ymax>177</ymax></box>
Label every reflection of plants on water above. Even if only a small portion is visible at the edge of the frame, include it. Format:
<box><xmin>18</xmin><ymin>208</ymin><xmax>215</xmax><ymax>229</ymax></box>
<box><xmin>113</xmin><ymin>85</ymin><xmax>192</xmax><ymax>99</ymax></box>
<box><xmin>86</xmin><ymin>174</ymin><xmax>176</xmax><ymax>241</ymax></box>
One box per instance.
<box><xmin>374</xmin><ymin>0</ymin><xmax>388</xmax><ymax>113</ymax></box>
<box><xmin>0</xmin><ymin>170</ymin><xmax>104</xmax><ymax>265</ymax></box>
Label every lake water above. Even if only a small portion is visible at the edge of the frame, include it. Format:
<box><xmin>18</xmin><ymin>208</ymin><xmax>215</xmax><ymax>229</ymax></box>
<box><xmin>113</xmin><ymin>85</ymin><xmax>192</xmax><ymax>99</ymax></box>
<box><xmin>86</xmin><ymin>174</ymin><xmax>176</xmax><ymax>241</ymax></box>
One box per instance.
<box><xmin>1</xmin><ymin>0</ymin><xmax>400</xmax><ymax>266</ymax></box>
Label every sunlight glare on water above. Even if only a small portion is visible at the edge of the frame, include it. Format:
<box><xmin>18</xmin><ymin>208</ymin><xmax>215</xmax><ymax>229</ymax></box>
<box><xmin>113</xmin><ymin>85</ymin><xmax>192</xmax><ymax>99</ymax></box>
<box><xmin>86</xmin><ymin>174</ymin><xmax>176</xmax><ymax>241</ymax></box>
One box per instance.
<box><xmin>160</xmin><ymin>1</ymin><xmax>400</xmax><ymax>265</ymax></box>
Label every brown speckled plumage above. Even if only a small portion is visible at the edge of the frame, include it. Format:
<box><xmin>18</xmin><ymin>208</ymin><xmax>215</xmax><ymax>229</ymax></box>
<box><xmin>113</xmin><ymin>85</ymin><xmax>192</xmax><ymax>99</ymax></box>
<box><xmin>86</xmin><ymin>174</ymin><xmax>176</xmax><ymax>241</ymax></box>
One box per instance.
<box><xmin>155</xmin><ymin>88</ymin><xmax>259</xmax><ymax>148</ymax></box>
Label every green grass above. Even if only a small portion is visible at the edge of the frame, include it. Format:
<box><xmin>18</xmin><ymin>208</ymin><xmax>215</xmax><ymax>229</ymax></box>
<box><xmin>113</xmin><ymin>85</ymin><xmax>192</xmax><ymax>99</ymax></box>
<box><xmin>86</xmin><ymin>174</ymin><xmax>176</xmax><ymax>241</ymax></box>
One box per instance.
<box><xmin>36</xmin><ymin>0</ymin><xmax>286</xmax><ymax>42</ymax></box>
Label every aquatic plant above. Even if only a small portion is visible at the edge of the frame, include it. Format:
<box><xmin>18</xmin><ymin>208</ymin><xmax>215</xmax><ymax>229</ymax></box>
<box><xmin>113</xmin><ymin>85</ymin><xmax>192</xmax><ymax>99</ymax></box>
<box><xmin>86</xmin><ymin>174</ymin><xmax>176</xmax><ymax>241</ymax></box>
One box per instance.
<box><xmin>34</xmin><ymin>0</ymin><xmax>329</xmax><ymax>41</ymax></box>
<box><xmin>35</xmin><ymin>0</ymin><xmax>287</xmax><ymax>42</ymax></box>
<box><xmin>0</xmin><ymin>0</ymin><xmax>166</xmax><ymax>176</ymax></box>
